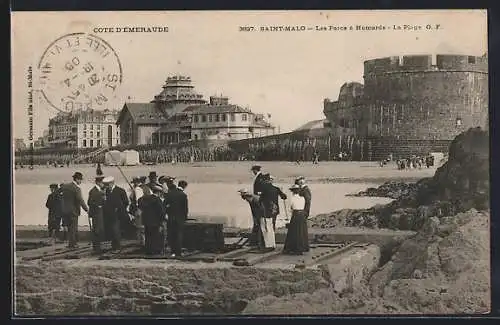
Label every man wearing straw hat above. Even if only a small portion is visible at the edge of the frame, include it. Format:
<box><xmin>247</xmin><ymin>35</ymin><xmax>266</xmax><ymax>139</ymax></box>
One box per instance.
<box><xmin>102</xmin><ymin>176</ymin><xmax>129</xmax><ymax>253</ymax></box>
<box><xmin>60</xmin><ymin>172</ymin><xmax>89</xmax><ymax>249</ymax></box>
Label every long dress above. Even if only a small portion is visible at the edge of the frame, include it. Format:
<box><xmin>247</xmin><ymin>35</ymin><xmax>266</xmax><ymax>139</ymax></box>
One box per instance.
<box><xmin>299</xmin><ymin>186</ymin><xmax>311</xmax><ymax>252</ymax></box>
<box><xmin>283</xmin><ymin>194</ymin><xmax>308</xmax><ymax>254</ymax></box>
<box><xmin>283</xmin><ymin>209</ymin><xmax>308</xmax><ymax>254</ymax></box>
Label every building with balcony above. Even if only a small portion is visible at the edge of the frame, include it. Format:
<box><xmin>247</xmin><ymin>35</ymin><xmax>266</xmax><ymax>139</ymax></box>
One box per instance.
<box><xmin>187</xmin><ymin>96</ymin><xmax>275</xmax><ymax>141</ymax></box>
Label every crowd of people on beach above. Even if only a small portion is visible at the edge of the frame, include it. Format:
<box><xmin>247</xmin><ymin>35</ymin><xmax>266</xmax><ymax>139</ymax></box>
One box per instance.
<box><xmin>378</xmin><ymin>153</ymin><xmax>436</xmax><ymax>170</ymax></box>
<box><xmin>45</xmin><ymin>164</ymin><xmax>314</xmax><ymax>257</ymax></box>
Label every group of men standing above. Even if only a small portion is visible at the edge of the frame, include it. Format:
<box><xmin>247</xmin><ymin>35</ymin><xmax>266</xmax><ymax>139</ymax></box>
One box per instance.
<box><xmin>129</xmin><ymin>171</ymin><xmax>189</xmax><ymax>257</ymax></box>
<box><xmin>239</xmin><ymin>165</ymin><xmax>312</xmax><ymax>255</ymax></box>
<box><xmin>45</xmin><ymin>170</ymin><xmax>189</xmax><ymax>257</ymax></box>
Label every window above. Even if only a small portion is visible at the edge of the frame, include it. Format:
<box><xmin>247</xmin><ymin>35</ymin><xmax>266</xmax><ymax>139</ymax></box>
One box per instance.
<box><xmin>468</xmin><ymin>56</ymin><xmax>476</xmax><ymax>64</ymax></box>
<box><xmin>202</xmin><ymin>115</ymin><xmax>207</xmax><ymax>122</ymax></box>
<box><xmin>230</xmin><ymin>113</ymin><xmax>235</xmax><ymax>121</ymax></box>
<box><xmin>221</xmin><ymin>114</ymin><xmax>226</xmax><ymax>122</ymax></box>
<box><xmin>90</xmin><ymin>131</ymin><xmax>94</xmax><ymax>138</ymax></box>
<box><xmin>194</xmin><ymin>115</ymin><xmax>199</xmax><ymax>123</ymax></box>
<box><xmin>209</xmin><ymin>114</ymin><xmax>213</xmax><ymax>122</ymax></box>
<box><xmin>83</xmin><ymin>140</ymin><xmax>87</xmax><ymax>147</ymax></box>
<box><xmin>97</xmin><ymin>140</ymin><xmax>101</xmax><ymax>147</ymax></box>
<box><xmin>97</xmin><ymin>132</ymin><xmax>100</xmax><ymax>137</ymax></box>
<box><xmin>83</xmin><ymin>131</ymin><xmax>87</xmax><ymax>138</ymax></box>
<box><xmin>456</xmin><ymin>117</ymin><xmax>463</xmax><ymax>127</ymax></box>
<box><xmin>91</xmin><ymin>124</ymin><xmax>94</xmax><ymax>130</ymax></box>
<box><xmin>194</xmin><ymin>134</ymin><xmax>198</xmax><ymax>140</ymax></box>
<box><xmin>90</xmin><ymin>140</ymin><xmax>94</xmax><ymax>147</ymax></box>
<box><xmin>241</xmin><ymin>114</ymin><xmax>247</xmax><ymax>121</ymax></box>
<box><xmin>215</xmin><ymin>114</ymin><xmax>220</xmax><ymax>122</ymax></box>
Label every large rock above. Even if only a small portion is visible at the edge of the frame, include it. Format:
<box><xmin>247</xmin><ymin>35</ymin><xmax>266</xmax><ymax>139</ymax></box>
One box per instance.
<box><xmin>367</xmin><ymin>209</ymin><xmax>490</xmax><ymax>313</ymax></box>
<box><xmin>420</xmin><ymin>127</ymin><xmax>489</xmax><ymax>210</ymax></box>
<box><xmin>311</xmin><ymin>127</ymin><xmax>490</xmax><ymax>233</ymax></box>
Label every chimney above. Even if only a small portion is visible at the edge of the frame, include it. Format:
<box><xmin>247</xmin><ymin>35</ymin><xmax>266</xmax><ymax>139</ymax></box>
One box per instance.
<box><xmin>209</xmin><ymin>96</ymin><xmax>229</xmax><ymax>106</ymax></box>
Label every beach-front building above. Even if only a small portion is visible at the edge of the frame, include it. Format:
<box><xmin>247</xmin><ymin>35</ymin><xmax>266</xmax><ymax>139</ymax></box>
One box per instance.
<box><xmin>47</xmin><ymin>109</ymin><xmax>120</xmax><ymax>149</ymax></box>
<box><xmin>116</xmin><ymin>75</ymin><xmax>207</xmax><ymax>146</ymax></box>
<box><xmin>116</xmin><ymin>74</ymin><xmax>275</xmax><ymax>145</ymax></box>
<box><xmin>187</xmin><ymin>96</ymin><xmax>275</xmax><ymax>141</ymax></box>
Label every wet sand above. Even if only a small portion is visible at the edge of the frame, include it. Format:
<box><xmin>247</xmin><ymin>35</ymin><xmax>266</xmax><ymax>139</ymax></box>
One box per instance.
<box><xmin>14</xmin><ymin>161</ymin><xmax>433</xmax><ymax>228</ymax></box>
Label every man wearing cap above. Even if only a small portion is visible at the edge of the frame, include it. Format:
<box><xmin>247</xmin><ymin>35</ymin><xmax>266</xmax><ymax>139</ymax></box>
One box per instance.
<box><xmin>138</xmin><ymin>183</ymin><xmax>166</xmax><ymax>255</ymax></box>
<box><xmin>102</xmin><ymin>176</ymin><xmax>129</xmax><ymax>252</ymax></box>
<box><xmin>163</xmin><ymin>178</ymin><xmax>188</xmax><ymax>257</ymax></box>
<box><xmin>60</xmin><ymin>172</ymin><xmax>89</xmax><ymax>249</ymax></box>
<box><xmin>87</xmin><ymin>176</ymin><xmax>106</xmax><ymax>254</ymax></box>
<box><xmin>239</xmin><ymin>189</ymin><xmax>265</xmax><ymax>250</ymax></box>
<box><xmin>251</xmin><ymin>165</ymin><xmax>265</xmax><ymax>195</ymax></box>
<box><xmin>46</xmin><ymin>183</ymin><xmax>63</xmax><ymax>240</ymax></box>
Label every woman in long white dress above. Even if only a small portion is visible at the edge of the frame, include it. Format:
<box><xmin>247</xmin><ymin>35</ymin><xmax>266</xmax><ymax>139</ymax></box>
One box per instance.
<box><xmin>283</xmin><ymin>184</ymin><xmax>308</xmax><ymax>255</ymax></box>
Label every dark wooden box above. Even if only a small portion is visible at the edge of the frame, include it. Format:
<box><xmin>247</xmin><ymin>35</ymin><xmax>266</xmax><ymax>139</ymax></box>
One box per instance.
<box><xmin>182</xmin><ymin>222</ymin><xmax>225</xmax><ymax>252</ymax></box>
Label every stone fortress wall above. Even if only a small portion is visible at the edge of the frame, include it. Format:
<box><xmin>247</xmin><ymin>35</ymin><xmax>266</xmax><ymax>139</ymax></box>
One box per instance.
<box><xmin>324</xmin><ymin>54</ymin><xmax>488</xmax><ymax>142</ymax></box>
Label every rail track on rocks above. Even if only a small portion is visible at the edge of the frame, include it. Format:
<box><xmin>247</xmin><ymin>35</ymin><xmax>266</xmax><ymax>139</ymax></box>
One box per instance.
<box><xmin>15</xmin><ymin>236</ymin><xmax>372</xmax><ymax>269</ymax></box>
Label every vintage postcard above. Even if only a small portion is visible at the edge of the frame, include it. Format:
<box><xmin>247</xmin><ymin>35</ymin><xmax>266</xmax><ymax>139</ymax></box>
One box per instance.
<box><xmin>11</xmin><ymin>10</ymin><xmax>490</xmax><ymax>316</ymax></box>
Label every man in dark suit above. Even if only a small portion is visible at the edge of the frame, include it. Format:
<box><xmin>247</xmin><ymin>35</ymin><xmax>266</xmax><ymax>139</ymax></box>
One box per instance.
<box><xmin>60</xmin><ymin>172</ymin><xmax>89</xmax><ymax>249</ymax></box>
<box><xmin>46</xmin><ymin>183</ymin><xmax>63</xmax><ymax>240</ymax></box>
<box><xmin>138</xmin><ymin>184</ymin><xmax>166</xmax><ymax>255</ymax></box>
<box><xmin>102</xmin><ymin>176</ymin><xmax>129</xmax><ymax>252</ymax></box>
<box><xmin>87</xmin><ymin>176</ymin><xmax>106</xmax><ymax>254</ymax></box>
<box><xmin>163</xmin><ymin>178</ymin><xmax>188</xmax><ymax>257</ymax></box>
<box><xmin>251</xmin><ymin>165</ymin><xmax>266</xmax><ymax>195</ymax></box>
<box><xmin>260</xmin><ymin>174</ymin><xmax>287</xmax><ymax>230</ymax></box>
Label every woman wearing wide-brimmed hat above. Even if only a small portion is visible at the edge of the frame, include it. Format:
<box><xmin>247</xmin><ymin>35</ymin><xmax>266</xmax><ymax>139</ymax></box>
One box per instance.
<box><xmin>283</xmin><ymin>184</ymin><xmax>308</xmax><ymax>255</ymax></box>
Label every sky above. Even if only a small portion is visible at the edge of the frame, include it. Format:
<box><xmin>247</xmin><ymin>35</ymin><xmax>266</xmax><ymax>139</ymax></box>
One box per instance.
<box><xmin>11</xmin><ymin>10</ymin><xmax>487</xmax><ymax>141</ymax></box>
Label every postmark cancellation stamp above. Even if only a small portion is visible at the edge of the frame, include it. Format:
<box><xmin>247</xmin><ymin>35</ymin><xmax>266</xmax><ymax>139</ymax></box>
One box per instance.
<box><xmin>37</xmin><ymin>33</ymin><xmax>123</xmax><ymax>113</ymax></box>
